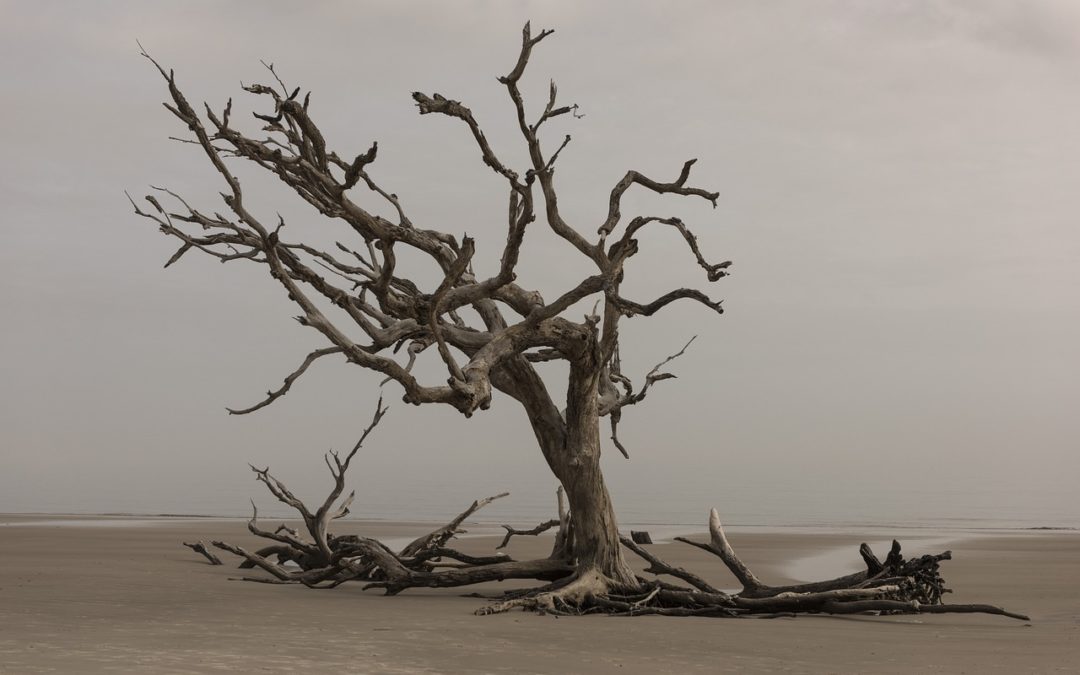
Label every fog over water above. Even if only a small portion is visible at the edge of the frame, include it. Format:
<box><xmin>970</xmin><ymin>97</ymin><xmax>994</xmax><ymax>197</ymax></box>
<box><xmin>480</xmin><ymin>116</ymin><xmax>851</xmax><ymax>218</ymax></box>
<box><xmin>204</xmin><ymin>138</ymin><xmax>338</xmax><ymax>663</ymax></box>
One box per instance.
<box><xmin>2</xmin><ymin>1</ymin><xmax>1078</xmax><ymax>530</ymax></box>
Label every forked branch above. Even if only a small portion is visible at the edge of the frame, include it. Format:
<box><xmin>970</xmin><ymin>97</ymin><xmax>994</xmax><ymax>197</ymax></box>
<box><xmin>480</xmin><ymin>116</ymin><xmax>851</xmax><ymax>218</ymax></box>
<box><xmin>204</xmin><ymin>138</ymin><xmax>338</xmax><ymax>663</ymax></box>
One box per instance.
<box><xmin>599</xmin><ymin>159</ymin><xmax>719</xmax><ymax>238</ymax></box>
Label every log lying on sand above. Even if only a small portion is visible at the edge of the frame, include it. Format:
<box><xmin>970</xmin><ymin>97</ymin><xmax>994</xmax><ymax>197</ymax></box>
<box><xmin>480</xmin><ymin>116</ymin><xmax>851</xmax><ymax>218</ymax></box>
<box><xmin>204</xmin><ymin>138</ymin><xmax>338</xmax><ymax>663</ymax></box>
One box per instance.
<box><xmin>481</xmin><ymin>507</ymin><xmax>1028</xmax><ymax>621</ymax></box>
<box><xmin>188</xmin><ymin>483</ymin><xmax>1028</xmax><ymax>621</ymax></box>
<box><xmin>182</xmin><ymin>540</ymin><xmax>222</xmax><ymax>565</ymax></box>
<box><xmin>183</xmin><ymin>406</ymin><xmax>1027</xmax><ymax>621</ymax></box>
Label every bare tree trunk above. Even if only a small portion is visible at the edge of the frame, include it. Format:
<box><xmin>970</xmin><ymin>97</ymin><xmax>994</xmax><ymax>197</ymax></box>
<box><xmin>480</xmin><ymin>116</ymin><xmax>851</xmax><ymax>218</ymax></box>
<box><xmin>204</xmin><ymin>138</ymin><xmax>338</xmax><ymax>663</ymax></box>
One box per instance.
<box><xmin>557</xmin><ymin>451</ymin><xmax>636</xmax><ymax>586</ymax></box>
<box><xmin>529</xmin><ymin>356</ymin><xmax>638</xmax><ymax>588</ymax></box>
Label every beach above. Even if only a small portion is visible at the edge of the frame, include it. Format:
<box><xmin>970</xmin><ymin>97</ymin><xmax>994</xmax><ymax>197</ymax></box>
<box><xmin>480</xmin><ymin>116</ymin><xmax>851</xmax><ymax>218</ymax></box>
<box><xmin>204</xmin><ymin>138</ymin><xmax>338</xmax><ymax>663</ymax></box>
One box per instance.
<box><xmin>0</xmin><ymin>515</ymin><xmax>1076</xmax><ymax>674</ymax></box>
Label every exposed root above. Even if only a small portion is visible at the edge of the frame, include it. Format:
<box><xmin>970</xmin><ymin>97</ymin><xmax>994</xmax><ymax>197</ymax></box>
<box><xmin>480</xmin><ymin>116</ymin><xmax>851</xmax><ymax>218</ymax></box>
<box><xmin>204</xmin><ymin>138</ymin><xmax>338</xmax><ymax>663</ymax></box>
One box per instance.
<box><xmin>153</xmin><ymin>21</ymin><xmax>1025</xmax><ymax>625</ymax></box>
<box><xmin>476</xmin><ymin>568</ymin><xmax>617</xmax><ymax>615</ymax></box>
<box><xmin>184</xmin><ymin>403</ymin><xmax>1026</xmax><ymax>622</ymax></box>
<box><xmin>618</xmin><ymin>509</ymin><xmax>1029</xmax><ymax>621</ymax></box>
<box><xmin>191</xmin><ymin>460</ymin><xmax>1028</xmax><ymax>622</ymax></box>
<box><xmin>194</xmin><ymin>475</ymin><xmax>1028</xmax><ymax>621</ymax></box>
<box><xmin>462</xmin><ymin>575</ymin><xmax>578</xmax><ymax>602</ymax></box>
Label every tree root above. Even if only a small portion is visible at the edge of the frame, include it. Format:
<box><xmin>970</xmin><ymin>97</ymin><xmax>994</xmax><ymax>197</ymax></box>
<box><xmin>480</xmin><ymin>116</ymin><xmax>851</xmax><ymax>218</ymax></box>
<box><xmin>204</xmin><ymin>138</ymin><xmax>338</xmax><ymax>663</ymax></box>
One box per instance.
<box><xmin>192</xmin><ymin>482</ymin><xmax>1029</xmax><ymax>621</ymax></box>
<box><xmin>182</xmin><ymin>403</ymin><xmax>1027</xmax><ymax>622</ymax></box>
<box><xmin>608</xmin><ymin>509</ymin><xmax>1030</xmax><ymax>621</ymax></box>
<box><xmin>465</xmin><ymin>508</ymin><xmax>1031</xmax><ymax>621</ymax></box>
<box><xmin>189</xmin><ymin>471</ymin><xmax>1028</xmax><ymax>622</ymax></box>
<box><xmin>476</xmin><ymin>568</ymin><xmax>621</xmax><ymax>615</ymax></box>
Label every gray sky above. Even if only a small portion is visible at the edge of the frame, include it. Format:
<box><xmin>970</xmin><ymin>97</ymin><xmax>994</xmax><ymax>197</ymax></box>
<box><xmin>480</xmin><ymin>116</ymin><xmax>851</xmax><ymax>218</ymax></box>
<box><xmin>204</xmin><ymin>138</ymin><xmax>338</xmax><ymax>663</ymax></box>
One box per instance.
<box><xmin>2</xmin><ymin>1</ymin><xmax>1077</xmax><ymax>526</ymax></box>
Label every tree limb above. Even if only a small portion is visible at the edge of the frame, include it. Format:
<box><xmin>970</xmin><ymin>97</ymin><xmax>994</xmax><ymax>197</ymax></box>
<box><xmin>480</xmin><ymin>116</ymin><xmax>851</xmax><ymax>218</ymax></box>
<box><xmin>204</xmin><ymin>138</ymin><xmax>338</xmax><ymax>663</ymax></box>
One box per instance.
<box><xmin>227</xmin><ymin>347</ymin><xmax>344</xmax><ymax>415</ymax></box>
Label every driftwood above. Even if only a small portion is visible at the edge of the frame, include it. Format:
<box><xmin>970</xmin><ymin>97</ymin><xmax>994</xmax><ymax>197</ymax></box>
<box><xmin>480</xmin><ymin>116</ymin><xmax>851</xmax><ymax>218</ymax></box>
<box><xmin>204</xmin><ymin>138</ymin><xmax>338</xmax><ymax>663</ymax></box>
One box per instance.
<box><xmin>182</xmin><ymin>540</ymin><xmax>222</xmax><ymax>565</ymax></box>
<box><xmin>498</xmin><ymin>519</ymin><xmax>560</xmax><ymax>550</ymax></box>
<box><xmin>399</xmin><ymin>492</ymin><xmax>509</xmax><ymax>557</ymax></box>
<box><xmin>184</xmin><ymin>402</ymin><xmax>576</xmax><ymax>592</ymax></box>
<box><xmin>183</xmin><ymin>401</ymin><xmax>1027</xmax><ymax>622</ymax></box>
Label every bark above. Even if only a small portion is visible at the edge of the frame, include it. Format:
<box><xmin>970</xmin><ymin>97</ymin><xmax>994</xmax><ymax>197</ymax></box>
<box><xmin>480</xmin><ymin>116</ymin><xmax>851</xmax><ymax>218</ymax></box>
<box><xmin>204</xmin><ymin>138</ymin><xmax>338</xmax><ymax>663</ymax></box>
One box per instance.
<box><xmin>523</xmin><ymin>352</ymin><xmax>638</xmax><ymax>587</ymax></box>
<box><xmin>557</xmin><ymin>454</ymin><xmax>635</xmax><ymax>585</ymax></box>
<box><xmin>186</xmin><ymin>421</ymin><xmax>1027</xmax><ymax>622</ymax></box>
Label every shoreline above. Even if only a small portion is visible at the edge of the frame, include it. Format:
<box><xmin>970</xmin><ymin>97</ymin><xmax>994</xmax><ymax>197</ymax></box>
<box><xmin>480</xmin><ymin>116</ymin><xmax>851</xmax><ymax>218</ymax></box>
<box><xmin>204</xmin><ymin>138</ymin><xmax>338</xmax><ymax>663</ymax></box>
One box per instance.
<box><xmin>1</xmin><ymin>518</ymin><xmax>1076</xmax><ymax>672</ymax></box>
<box><xmin>2</xmin><ymin>511</ymin><xmax>1073</xmax><ymax>534</ymax></box>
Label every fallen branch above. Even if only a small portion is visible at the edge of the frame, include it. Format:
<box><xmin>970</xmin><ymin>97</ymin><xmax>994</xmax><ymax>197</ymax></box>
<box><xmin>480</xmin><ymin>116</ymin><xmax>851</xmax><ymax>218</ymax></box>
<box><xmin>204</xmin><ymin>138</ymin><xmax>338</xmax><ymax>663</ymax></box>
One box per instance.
<box><xmin>399</xmin><ymin>491</ymin><xmax>509</xmax><ymax>557</ymax></box>
<box><xmin>498</xmin><ymin>519</ymin><xmax>559</xmax><ymax>550</ymax></box>
<box><xmin>192</xmin><ymin>406</ymin><xmax>1025</xmax><ymax>621</ymax></box>
<box><xmin>182</xmin><ymin>540</ymin><xmax>222</xmax><ymax>565</ymax></box>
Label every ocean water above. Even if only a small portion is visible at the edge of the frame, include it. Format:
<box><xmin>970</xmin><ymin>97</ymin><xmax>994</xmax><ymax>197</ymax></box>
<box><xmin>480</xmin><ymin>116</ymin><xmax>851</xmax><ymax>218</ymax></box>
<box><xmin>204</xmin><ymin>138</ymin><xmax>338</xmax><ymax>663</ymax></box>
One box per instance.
<box><xmin>330</xmin><ymin>467</ymin><xmax>1078</xmax><ymax>532</ymax></box>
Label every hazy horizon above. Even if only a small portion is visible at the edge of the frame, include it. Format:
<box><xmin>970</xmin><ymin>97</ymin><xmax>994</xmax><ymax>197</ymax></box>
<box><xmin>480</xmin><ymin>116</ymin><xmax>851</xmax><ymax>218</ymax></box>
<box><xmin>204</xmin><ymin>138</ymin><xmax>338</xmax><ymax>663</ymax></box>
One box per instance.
<box><xmin>2</xmin><ymin>1</ymin><xmax>1077</xmax><ymax>530</ymax></box>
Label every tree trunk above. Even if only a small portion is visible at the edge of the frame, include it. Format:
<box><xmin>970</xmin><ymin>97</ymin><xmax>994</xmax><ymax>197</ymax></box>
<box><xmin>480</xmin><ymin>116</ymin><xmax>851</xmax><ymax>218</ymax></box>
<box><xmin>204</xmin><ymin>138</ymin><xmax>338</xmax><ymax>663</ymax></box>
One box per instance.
<box><xmin>557</xmin><ymin>452</ymin><xmax>637</xmax><ymax>586</ymax></box>
<box><xmin>516</xmin><ymin>356</ymin><xmax>638</xmax><ymax>587</ymax></box>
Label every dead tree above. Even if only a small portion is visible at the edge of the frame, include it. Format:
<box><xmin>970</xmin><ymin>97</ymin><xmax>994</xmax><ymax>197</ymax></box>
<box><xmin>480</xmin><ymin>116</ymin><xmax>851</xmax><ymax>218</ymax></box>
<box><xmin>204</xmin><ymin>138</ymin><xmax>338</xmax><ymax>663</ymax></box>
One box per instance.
<box><xmin>137</xmin><ymin>24</ymin><xmax>1024</xmax><ymax>620</ymax></box>
<box><xmin>134</xmin><ymin>22</ymin><xmax>720</xmax><ymax>596</ymax></box>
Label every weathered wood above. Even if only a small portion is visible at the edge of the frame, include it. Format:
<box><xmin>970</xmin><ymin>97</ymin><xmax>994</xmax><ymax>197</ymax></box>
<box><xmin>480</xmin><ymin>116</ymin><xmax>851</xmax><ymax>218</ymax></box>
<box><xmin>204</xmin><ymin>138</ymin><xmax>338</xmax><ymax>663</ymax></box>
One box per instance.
<box><xmin>182</xmin><ymin>541</ymin><xmax>222</xmax><ymax>565</ymax></box>
<box><xmin>860</xmin><ymin>542</ymin><xmax>884</xmax><ymax>575</ymax></box>
<box><xmin>620</xmin><ymin>536</ymin><xmax>720</xmax><ymax>594</ymax></box>
<box><xmin>343</xmin><ymin>537</ymin><xmax>574</xmax><ymax>595</ymax></box>
<box><xmin>399</xmin><ymin>492</ymin><xmax>509</xmax><ymax>557</ymax></box>
<box><xmin>142</xmin><ymin>23</ymin><xmax>1026</xmax><ymax>624</ymax></box>
<box><xmin>238</xmin><ymin>544</ymin><xmax>303</xmax><ymax>569</ymax></box>
<box><xmin>199</xmin><ymin>463</ymin><xmax>1027</xmax><ymax>621</ymax></box>
<box><xmin>497</xmin><ymin>519</ymin><xmax>559</xmax><ymax>550</ymax></box>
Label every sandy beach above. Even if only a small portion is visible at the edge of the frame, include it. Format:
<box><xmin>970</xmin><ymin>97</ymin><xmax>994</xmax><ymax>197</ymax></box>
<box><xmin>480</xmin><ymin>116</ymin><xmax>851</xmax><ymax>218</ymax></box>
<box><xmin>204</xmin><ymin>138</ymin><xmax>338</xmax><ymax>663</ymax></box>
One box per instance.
<box><xmin>0</xmin><ymin>515</ymin><xmax>1076</xmax><ymax>674</ymax></box>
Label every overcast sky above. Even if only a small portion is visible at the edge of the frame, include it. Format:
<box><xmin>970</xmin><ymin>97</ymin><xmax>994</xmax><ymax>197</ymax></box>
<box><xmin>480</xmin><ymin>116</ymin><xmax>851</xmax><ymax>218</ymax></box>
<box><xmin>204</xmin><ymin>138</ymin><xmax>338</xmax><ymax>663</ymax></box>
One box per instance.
<box><xmin>1</xmin><ymin>1</ymin><xmax>1077</xmax><ymax>526</ymax></box>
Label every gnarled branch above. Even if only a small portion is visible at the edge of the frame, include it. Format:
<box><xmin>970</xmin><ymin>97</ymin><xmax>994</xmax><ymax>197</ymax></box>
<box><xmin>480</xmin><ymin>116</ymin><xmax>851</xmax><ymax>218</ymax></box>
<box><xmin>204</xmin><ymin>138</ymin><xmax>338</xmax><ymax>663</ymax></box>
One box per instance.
<box><xmin>227</xmin><ymin>347</ymin><xmax>344</xmax><ymax>415</ymax></box>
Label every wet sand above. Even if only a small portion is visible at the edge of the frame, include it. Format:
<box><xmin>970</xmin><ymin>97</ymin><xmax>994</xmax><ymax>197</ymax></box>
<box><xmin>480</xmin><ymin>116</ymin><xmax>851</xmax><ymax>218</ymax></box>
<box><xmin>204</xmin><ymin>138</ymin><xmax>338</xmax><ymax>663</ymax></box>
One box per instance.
<box><xmin>0</xmin><ymin>515</ymin><xmax>1076</xmax><ymax>673</ymax></box>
